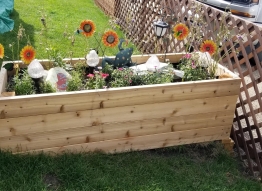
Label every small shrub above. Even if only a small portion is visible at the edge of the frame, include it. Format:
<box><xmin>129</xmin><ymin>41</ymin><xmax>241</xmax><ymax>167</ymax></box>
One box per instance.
<box><xmin>66</xmin><ymin>71</ymin><xmax>82</xmax><ymax>91</ymax></box>
<box><xmin>39</xmin><ymin>81</ymin><xmax>56</xmax><ymax>94</ymax></box>
<box><xmin>13</xmin><ymin>72</ymin><xmax>35</xmax><ymax>95</ymax></box>
<box><xmin>102</xmin><ymin>64</ymin><xmax>114</xmax><ymax>76</ymax></box>
<box><xmin>110</xmin><ymin>68</ymin><xmax>133</xmax><ymax>88</ymax></box>
<box><xmin>179</xmin><ymin>54</ymin><xmax>209</xmax><ymax>81</ymax></box>
<box><xmin>74</xmin><ymin>61</ymin><xmax>87</xmax><ymax>76</ymax></box>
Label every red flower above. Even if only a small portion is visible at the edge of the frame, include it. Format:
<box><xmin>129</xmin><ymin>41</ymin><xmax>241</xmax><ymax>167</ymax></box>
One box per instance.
<box><xmin>101</xmin><ymin>73</ymin><xmax>109</xmax><ymax>79</ymax></box>
<box><xmin>87</xmin><ymin>74</ymin><xmax>94</xmax><ymax>78</ymax></box>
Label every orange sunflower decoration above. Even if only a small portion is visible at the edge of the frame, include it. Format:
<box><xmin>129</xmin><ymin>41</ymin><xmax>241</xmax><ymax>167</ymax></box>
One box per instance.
<box><xmin>20</xmin><ymin>45</ymin><xmax>36</xmax><ymax>64</ymax></box>
<box><xmin>80</xmin><ymin>20</ymin><xmax>96</xmax><ymax>37</ymax></box>
<box><xmin>0</xmin><ymin>43</ymin><xmax>4</xmax><ymax>59</ymax></box>
<box><xmin>173</xmin><ymin>23</ymin><xmax>189</xmax><ymax>40</ymax></box>
<box><xmin>102</xmin><ymin>30</ymin><xmax>119</xmax><ymax>48</ymax></box>
<box><xmin>200</xmin><ymin>40</ymin><xmax>217</xmax><ymax>56</ymax></box>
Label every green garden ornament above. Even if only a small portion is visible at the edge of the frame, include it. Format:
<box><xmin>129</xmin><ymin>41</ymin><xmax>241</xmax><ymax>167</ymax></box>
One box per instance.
<box><xmin>102</xmin><ymin>39</ymin><xmax>135</xmax><ymax>68</ymax></box>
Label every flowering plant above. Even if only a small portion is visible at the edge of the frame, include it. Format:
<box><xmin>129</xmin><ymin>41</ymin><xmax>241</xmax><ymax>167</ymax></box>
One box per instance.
<box><xmin>0</xmin><ymin>24</ymin><xmax>36</xmax><ymax>73</ymax></box>
<box><xmin>85</xmin><ymin>71</ymin><xmax>108</xmax><ymax>90</ymax></box>
<box><xmin>171</xmin><ymin>3</ymin><xmax>238</xmax><ymax>81</ymax></box>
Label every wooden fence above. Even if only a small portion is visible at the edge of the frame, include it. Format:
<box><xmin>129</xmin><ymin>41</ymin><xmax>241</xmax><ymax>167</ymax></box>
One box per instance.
<box><xmin>94</xmin><ymin>0</ymin><xmax>262</xmax><ymax>178</ymax></box>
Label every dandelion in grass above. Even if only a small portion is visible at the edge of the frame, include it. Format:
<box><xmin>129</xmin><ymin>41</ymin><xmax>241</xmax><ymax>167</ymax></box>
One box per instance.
<box><xmin>173</xmin><ymin>23</ymin><xmax>189</xmax><ymax>40</ymax></box>
<box><xmin>20</xmin><ymin>45</ymin><xmax>36</xmax><ymax>64</ymax></box>
<box><xmin>80</xmin><ymin>20</ymin><xmax>96</xmax><ymax>37</ymax></box>
<box><xmin>0</xmin><ymin>44</ymin><xmax>4</xmax><ymax>59</ymax></box>
<box><xmin>200</xmin><ymin>40</ymin><xmax>217</xmax><ymax>56</ymax></box>
<box><xmin>102</xmin><ymin>30</ymin><xmax>119</xmax><ymax>48</ymax></box>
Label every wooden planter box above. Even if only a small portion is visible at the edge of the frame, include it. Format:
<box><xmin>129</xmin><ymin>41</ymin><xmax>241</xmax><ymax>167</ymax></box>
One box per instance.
<box><xmin>0</xmin><ymin>53</ymin><xmax>241</xmax><ymax>154</ymax></box>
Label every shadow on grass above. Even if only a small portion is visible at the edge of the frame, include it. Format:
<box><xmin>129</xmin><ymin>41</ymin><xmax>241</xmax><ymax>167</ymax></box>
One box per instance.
<box><xmin>0</xmin><ymin>9</ymin><xmax>35</xmax><ymax>67</ymax></box>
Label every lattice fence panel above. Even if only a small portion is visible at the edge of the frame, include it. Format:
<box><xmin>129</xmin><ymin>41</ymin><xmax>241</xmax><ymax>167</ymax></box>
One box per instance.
<box><xmin>98</xmin><ymin>0</ymin><xmax>262</xmax><ymax>178</ymax></box>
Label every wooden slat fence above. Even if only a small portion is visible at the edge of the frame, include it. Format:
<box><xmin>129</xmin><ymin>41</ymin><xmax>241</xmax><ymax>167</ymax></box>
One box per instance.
<box><xmin>94</xmin><ymin>0</ymin><xmax>115</xmax><ymax>16</ymax></box>
<box><xmin>94</xmin><ymin>0</ymin><xmax>262</xmax><ymax>178</ymax></box>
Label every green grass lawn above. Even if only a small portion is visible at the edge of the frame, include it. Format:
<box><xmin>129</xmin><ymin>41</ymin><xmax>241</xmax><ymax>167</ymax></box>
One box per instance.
<box><xmin>0</xmin><ymin>143</ymin><xmax>261</xmax><ymax>190</ymax></box>
<box><xmin>0</xmin><ymin>0</ymin><xmax>139</xmax><ymax>63</ymax></box>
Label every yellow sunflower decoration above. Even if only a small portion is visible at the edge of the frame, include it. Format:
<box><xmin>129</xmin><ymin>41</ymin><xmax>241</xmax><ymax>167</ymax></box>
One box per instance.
<box><xmin>102</xmin><ymin>30</ymin><xmax>119</xmax><ymax>48</ymax></box>
<box><xmin>173</xmin><ymin>23</ymin><xmax>189</xmax><ymax>40</ymax></box>
<box><xmin>20</xmin><ymin>45</ymin><xmax>36</xmax><ymax>64</ymax></box>
<box><xmin>200</xmin><ymin>40</ymin><xmax>217</xmax><ymax>56</ymax></box>
<box><xmin>0</xmin><ymin>43</ymin><xmax>4</xmax><ymax>59</ymax></box>
<box><xmin>80</xmin><ymin>20</ymin><xmax>96</xmax><ymax>37</ymax></box>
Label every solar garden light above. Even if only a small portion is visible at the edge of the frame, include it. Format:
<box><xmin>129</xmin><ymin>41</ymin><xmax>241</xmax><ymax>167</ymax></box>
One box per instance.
<box><xmin>153</xmin><ymin>7</ymin><xmax>175</xmax><ymax>38</ymax></box>
<box><xmin>153</xmin><ymin>19</ymin><xmax>169</xmax><ymax>38</ymax></box>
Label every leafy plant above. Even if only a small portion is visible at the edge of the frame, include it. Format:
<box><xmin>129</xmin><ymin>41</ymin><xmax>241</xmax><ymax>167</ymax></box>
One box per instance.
<box><xmin>74</xmin><ymin>61</ymin><xmax>87</xmax><ymax>76</ymax></box>
<box><xmin>110</xmin><ymin>68</ymin><xmax>133</xmax><ymax>88</ymax></box>
<box><xmin>101</xmin><ymin>63</ymin><xmax>114</xmax><ymax>76</ymax></box>
<box><xmin>179</xmin><ymin>54</ymin><xmax>209</xmax><ymax>81</ymax></box>
<box><xmin>13</xmin><ymin>71</ymin><xmax>35</xmax><ymax>95</ymax></box>
<box><xmin>109</xmin><ymin>66</ymin><xmax>174</xmax><ymax>87</ymax></box>
<box><xmin>39</xmin><ymin>81</ymin><xmax>56</xmax><ymax>94</ymax></box>
<box><xmin>46</xmin><ymin>46</ymin><xmax>66</xmax><ymax>68</ymax></box>
<box><xmin>66</xmin><ymin>71</ymin><xmax>83</xmax><ymax>91</ymax></box>
<box><xmin>138</xmin><ymin>67</ymin><xmax>174</xmax><ymax>85</ymax></box>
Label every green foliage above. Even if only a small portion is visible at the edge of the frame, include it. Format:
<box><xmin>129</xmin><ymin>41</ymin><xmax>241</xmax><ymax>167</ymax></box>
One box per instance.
<box><xmin>74</xmin><ymin>61</ymin><xmax>87</xmax><ymax>76</ymax></box>
<box><xmin>46</xmin><ymin>46</ymin><xmax>66</xmax><ymax>68</ymax></box>
<box><xmin>39</xmin><ymin>81</ymin><xmax>56</xmax><ymax>94</ymax></box>
<box><xmin>110</xmin><ymin>68</ymin><xmax>133</xmax><ymax>88</ymax></box>
<box><xmin>13</xmin><ymin>72</ymin><xmax>35</xmax><ymax>95</ymax></box>
<box><xmin>109</xmin><ymin>66</ymin><xmax>174</xmax><ymax>88</ymax></box>
<box><xmin>137</xmin><ymin>67</ymin><xmax>174</xmax><ymax>85</ymax></box>
<box><xmin>101</xmin><ymin>64</ymin><xmax>114</xmax><ymax>76</ymax></box>
<box><xmin>179</xmin><ymin>54</ymin><xmax>209</xmax><ymax>81</ymax></box>
<box><xmin>66</xmin><ymin>71</ymin><xmax>83</xmax><ymax>91</ymax></box>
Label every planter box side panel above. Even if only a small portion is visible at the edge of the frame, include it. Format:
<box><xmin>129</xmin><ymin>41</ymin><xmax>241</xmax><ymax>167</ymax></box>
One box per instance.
<box><xmin>0</xmin><ymin>67</ymin><xmax>7</xmax><ymax>95</ymax></box>
<box><xmin>0</xmin><ymin>78</ymin><xmax>241</xmax><ymax>153</ymax></box>
<box><xmin>0</xmin><ymin>78</ymin><xmax>241</xmax><ymax>118</ymax></box>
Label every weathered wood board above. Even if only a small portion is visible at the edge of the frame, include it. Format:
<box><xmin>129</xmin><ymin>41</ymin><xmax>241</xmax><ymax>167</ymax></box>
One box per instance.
<box><xmin>0</xmin><ymin>53</ymin><xmax>241</xmax><ymax>154</ymax></box>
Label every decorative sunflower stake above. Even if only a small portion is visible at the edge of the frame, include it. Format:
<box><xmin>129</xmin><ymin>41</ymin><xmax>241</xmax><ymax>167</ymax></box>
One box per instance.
<box><xmin>173</xmin><ymin>23</ymin><xmax>189</xmax><ymax>41</ymax></box>
<box><xmin>20</xmin><ymin>45</ymin><xmax>36</xmax><ymax>64</ymax></box>
<box><xmin>0</xmin><ymin>43</ymin><xmax>4</xmax><ymax>59</ymax></box>
<box><xmin>102</xmin><ymin>30</ymin><xmax>119</xmax><ymax>48</ymax></box>
<box><xmin>80</xmin><ymin>20</ymin><xmax>96</xmax><ymax>37</ymax></box>
<box><xmin>200</xmin><ymin>40</ymin><xmax>217</xmax><ymax>56</ymax></box>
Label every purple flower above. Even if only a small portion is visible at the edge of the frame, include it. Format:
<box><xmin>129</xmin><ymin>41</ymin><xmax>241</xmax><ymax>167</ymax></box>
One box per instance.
<box><xmin>191</xmin><ymin>62</ymin><xmax>196</xmax><ymax>69</ymax></box>
<box><xmin>183</xmin><ymin>53</ymin><xmax>191</xmax><ymax>59</ymax></box>
<box><xmin>237</xmin><ymin>34</ymin><xmax>243</xmax><ymax>41</ymax></box>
